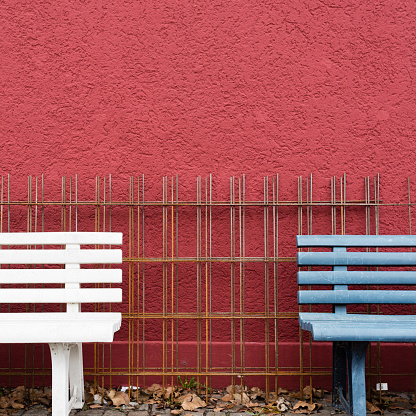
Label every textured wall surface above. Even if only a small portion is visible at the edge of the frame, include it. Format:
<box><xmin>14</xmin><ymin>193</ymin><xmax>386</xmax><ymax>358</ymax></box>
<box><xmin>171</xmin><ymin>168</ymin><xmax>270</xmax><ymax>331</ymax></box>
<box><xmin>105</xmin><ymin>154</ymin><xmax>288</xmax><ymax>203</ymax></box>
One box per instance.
<box><xmin>0</xmin><ymin>0</ymin><xmax>416</xmax><ymax>390</ymax></box>
<box><xmin>1</xmin><ymin>0</ymin><xmax>415</xmax><ymax>185</ymax></box>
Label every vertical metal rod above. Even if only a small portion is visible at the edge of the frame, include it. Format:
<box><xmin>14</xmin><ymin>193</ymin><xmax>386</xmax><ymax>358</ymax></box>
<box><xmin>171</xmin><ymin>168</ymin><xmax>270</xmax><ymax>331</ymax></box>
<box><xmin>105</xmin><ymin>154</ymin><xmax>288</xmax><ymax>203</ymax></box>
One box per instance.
<box><xmin>41</xmin><ymin>174</ymin><xmax>45</xmax><ymax>387</ymax></box>
<box><xmin>75</xmin><ymin>174</ymin><xmax>78</xmax><ymax>232</ymax></box>
<box><xmin>7</xmin><ymin>174</ymin><xmax>10</xmax><ymax>387</ymax></box>
<box><xmin>25</xmin><ymin>175</ymin><xmax>30</xmax><ymax>393</ymax></box>
<box><xmin>171</xmin><ymin>176</ymin><xmax>175</xmax><ymax>391</ymax></box>
<box><xmin>69</xmin><ymin>177</ymin><xmax>72</xmax><ymax>232</ymax></box>
<box><xmin>142</xmin><ymin>174</ymin><xmax>146</xmax><ymax>388</ymax></box>
<box><xmin>109</xmin><ymin>174</ymin><xmax>113</xmax><ymax>390</ymax></box>
<box><xmin>136</xmin><ymin>175</ymin><xmax>140</xmax><ymax>399</ymax></box>
<box><xmin>102</xmin><ymin>177</ymin><xmax>106</xmax><ymax>391</ymax></box>
<box><xmin>209</xmin><ymin>174</ymin><xmax>213</xmax><ymax>393</ymax></box>
<box><xmin>128</xmin><ymin>177</ymin><xmax>133</xmax><ymax>393</ymax></box>
<box><xmin>175</xmin><ymin>175</ymin><xmax>179</xmax><ymax>384</ymax></box>
<box><xmin>298</xmin><ymin>176</ymin><xmax>304</xmax><ymax>398</ymax></box>
<box><xmin>264</xmin><ymin>176</ymin><xmax>270</xmax><ymax>402</ymax></box>
<box><xmin>375</xmin><ymin>175</ymin><xmax>382</xmax><ymax>401</ymax></box>
<box><xmin>197</xmin><ymin>176</ymin><xmax>202</xmax><ymax>393</ymax></box>
<box><xmin>242</xmin><ymin>175</ymin><xmax>246</xmax><ymax>396</ymax></box>
<box><xmin>409</xmin><ymin>178</ymin><xmax>416</xmax><ymax>400</ymax></box>
<box><xmin>93</xmin><ymin>177</ymin><xmax>98</xmax><ymax>391</ymax></box>
<box><xmin>308</xmin><ymin>174</ymin><xmax>313</xmax><ymax>402</ymax></box>
<box><xmin>230</xmin><ymin>177</ymin><xmax>235</xmax><ymax>393</ymax></box>
<box><xmin>204</xmin><ymin>175</ymin><xmax>209</xmax><ymax>397</ymax></box>
<box><xmin>162</xmin><ymin>176</ymin><xmax>167</xmax><ymax>391</ymax></box>
<box><xmin>343</xmin><ymin>173</ymin><xmax>346</xmax><ymax>234</ymax></box>
<box><xmin>273</xmin><ymin>174</ymin><xmax>279</xmax><ymax>393</ymax></box>
<box><xmin>238</xmin><ymin>176</ymin><xmax>244</xmax><ymax>396</ymax></box>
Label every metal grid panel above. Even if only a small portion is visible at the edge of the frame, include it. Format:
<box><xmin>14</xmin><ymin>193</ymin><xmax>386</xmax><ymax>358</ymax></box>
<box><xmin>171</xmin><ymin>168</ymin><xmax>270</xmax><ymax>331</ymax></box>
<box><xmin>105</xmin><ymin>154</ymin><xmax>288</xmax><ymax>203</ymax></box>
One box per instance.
<box><xmin>0</xmin><ymin>174</ymin><xmax>414</xmax><ymax>398</ymax></box>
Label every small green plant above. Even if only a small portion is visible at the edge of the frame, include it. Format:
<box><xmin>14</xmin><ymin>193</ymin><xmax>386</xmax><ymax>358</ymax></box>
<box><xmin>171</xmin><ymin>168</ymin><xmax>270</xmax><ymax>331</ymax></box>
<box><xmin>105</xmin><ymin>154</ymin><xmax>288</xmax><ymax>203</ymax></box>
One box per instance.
<box><xmin>246</xmin><ymin>409</ymin><xmax>264</xmax><ymax>416</ymax></box>
<box><xmin>178</xmin><ymin>375</ymin><xmax>198</xmax><ymax>390</ymax></box>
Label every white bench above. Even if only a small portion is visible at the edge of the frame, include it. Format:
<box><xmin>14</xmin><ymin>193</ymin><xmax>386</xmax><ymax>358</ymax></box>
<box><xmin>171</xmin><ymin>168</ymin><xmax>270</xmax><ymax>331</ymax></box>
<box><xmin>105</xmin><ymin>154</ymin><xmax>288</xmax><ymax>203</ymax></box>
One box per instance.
<box><xmin>0</xmin><ymin>232</ymin><xmax>123</xmax><ymax>416</ymax></box>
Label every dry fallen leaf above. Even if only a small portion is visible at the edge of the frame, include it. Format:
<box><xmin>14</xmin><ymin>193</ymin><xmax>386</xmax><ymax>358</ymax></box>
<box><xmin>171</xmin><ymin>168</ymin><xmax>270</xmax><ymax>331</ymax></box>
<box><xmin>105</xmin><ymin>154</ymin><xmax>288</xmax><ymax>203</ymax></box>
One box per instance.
<box><xmin>107</xmin><ymin>389</ymin><xmax>116</xmax><ymax>400</ymax></box>
<box><xmin>111</xmin><ymin>392</ymin><xmax>130</xmax><ymax>407</ymax></box>
<box><xmin>367</xmin><ymin>401</ymin><xmax>383</xmax><ymax>414</ymax></box>
<box><xmin>233</xmin><ymin>393</ymin><xmax>250</xmax><ymax>405</ymax></box>
<box><xmin>220</xmin><ymin>394</ymin><xmax>233</xmax><ymax>402</ymax></box>
<box><xmin>292</xmin><ymin>400</ymin><xmax>321</xmax><ymax>414</ymax></box>
<box><xmin>181</xmin><ymin>394</ymin><xmax>207</xmax><ymax>411</ymax></box>
<box><xmin>135</xmin><ymin>390</ymin><xmax>151</xmax><ymax>402</ymax></box>
<box><xmin>11</xmin><ymin>402</ymin><xmax>24</xmax><ymax>410</ymax></box>
<box><xmin>0</xmin><ymin>397</ymin><xmax>8</xmax><ymax>409</ymax></box>
<box><xmin>145</xmin><ymin>384</ymin><xmax>163</xmax><ymax>394</ymax></box>
<box><xmin>249</xmin><ymin>387</ymin><xmax>265</xmax><ymax>400</ymax></box>
<box><xmin>164</xmin><ymin>386</ymin><xmax>176</xmax><ymax>399</ymax></box>
<box><xmin>171</xmin><ymin>410</ymin><xmax>182</xmax><ymax>415</ymax></box>
<box><xmin>226</xmin><ymin>385</ymin><xmax>245</xmax><ymax>395</ymax></box>
<box><xmin>37</xmin><ymin>397</ymin><xmax>51</xmax><ymax>406</ymax></box>
<box><xmin>302</xmin><ymin>386</ymin><xmax>314</xmax><ymax>400</ymax></box>
<box><xmin>89</xmin><ymin>404</ymin><xmax>102</xmax><ymax>409</ymax></box>
<box><xmin>213</xmin><ymin>406</ymin><xmax>225</xmax><ymax>412</ymax></box>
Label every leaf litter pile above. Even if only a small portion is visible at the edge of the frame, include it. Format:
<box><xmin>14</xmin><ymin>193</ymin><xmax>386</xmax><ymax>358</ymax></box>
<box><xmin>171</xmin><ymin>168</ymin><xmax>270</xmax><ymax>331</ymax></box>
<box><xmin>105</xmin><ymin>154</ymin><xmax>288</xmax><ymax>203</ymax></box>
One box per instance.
<box><xmin>0</xmin><ymin>383</ymin><xmax>414</xmax><ymax>414</ymax></box>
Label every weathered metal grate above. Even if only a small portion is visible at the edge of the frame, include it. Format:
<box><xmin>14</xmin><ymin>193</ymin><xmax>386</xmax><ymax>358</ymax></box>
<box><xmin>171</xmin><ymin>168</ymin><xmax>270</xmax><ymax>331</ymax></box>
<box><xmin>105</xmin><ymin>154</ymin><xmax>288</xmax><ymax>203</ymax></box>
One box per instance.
<box><xmin>0</xmin><ymin>173</ymin><xmax>414</xmax><ymax>398</ymax></box>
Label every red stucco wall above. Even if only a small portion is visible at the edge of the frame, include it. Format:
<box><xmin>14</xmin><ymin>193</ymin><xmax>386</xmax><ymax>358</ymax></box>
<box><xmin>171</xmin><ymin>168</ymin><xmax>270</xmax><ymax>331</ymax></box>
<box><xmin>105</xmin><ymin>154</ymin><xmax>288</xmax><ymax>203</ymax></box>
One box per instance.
<box><xmin>1</xmin><ymin>0</ymin><xmax>416</xmax><ymax>390</ymax></box>
<box><xmin>1</xmin><ymin>0</ymin><xmax>415</xmax><ymax>184</ymax></box>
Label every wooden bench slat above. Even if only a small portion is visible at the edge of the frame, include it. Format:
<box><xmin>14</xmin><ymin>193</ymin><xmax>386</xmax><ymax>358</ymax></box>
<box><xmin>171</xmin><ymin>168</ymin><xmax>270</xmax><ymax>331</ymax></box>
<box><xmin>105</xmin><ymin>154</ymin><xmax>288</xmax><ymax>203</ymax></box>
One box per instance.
<box><xmin>298</xmin><ymin>289</ymin><xmax>416</xmax><ymax>304</ymax></box>
<box><xmin>299</xmin><ymin>312</ymin><xmax>416</xmax><ymax>324</ymax></box>
<box><xmin>0</xmin><ymin>232</ymin><xmax>122</xmax><ymax>245</ymax></box>
<box><xmin>298</xmin><ymin>270</ymin><xmax>416</xmax><ymax>285</ymax></box>
<box><xmin>0</xmin><ymin>269</ymin><xmax>122</xmax><ymax>284</ymax></box>
<box><xmin>305</xmin><ymin>321</ymin><xmax>416</xmax><ymax>342</ymax></box>
<box><xmin>299</xmin><ymin>313</ymin><xmax>416</xmax><ymax>341</ymax></box>
<box><xmin>0</xmin><ymin>288</ymin><xmax>122</xmax><ymax>303</ymax></box>
<box><xmin>297</xmin><ymin>235</ymin><xmax>416</xmax><ymax>247</ymax></box>
<box><xmin>298</xmin><ymin>251</ymin><xmax>416</xmax><ymax>266</ymax></box>
<box><xmin>0</xmin><ymin>312</ymin><xmax>122</xmax><ymax>343</ymax></box>
<box><xmin>0</xmin><ymin>249</ymin><xmax>122</xmax><ymax>264</ymax></box>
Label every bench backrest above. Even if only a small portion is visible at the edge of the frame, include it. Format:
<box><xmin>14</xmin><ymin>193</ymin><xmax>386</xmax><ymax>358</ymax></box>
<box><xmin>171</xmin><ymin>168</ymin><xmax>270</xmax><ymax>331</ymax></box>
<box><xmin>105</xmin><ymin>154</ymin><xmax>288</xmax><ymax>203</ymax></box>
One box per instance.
<box><xmin>0</xmin><ymin>232</ymin><xmax>123</xmax><ymax>313</ymax></box>
<box><xmin>297</xmin><ymin>235</ymin><xmax>416</xmax><ymax>314</ymax></box>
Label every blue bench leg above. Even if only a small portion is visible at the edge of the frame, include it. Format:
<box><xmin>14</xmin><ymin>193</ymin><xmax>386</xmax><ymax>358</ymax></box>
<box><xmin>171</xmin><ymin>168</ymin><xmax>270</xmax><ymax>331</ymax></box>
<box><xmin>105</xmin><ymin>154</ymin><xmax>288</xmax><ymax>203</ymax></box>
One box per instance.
<box><xmin>332</xmin><ymin>341</ymin><xmax>347</xmax><ymax>410</ymax></box>
<box><xmin>347</xmin><ymin>342</ymin><xmax>369</xmax><ymax>416</ymax></box>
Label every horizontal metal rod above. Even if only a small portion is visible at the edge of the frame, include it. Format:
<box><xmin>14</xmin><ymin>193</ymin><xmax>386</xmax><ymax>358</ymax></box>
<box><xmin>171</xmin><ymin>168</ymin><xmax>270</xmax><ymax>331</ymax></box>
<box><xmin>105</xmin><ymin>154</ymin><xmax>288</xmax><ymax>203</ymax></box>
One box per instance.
<box><xmin>0</xmin><ymin>200</ymin><xmax>389</xmax><ymax>207</ymax></box>
<box><xmin>124</xmin><ymin>256</ymin><xmax>296</xmax><ymax>263</ymax></box>
<box><xmin>0</xmin><ymin>369</ymin><xmax>411</xmax><ymax>377</ymax></box>
<box><xmin>122</xmin><ymin>312</ymin><xmax>298</xmax><ymax>319</ymax></box>
<box><xmin>84</xmin><ymin>370</ymin><xmax>332</xmax><ymax>377</ymax></box>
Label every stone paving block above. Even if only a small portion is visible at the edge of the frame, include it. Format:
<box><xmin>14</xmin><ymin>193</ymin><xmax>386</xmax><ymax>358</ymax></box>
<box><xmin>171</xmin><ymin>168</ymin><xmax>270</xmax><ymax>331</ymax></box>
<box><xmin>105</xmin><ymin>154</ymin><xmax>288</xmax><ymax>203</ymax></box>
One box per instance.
<box><xmin>23</xmin><ymin>408</ymin><xmax>49</xmax><ymax>416</ymax></box>
<box><xmin>128</xmin><ymin>411</ymin><xmax>149</xmax><ymax>416</ymax></box>
<box><xmin>104</xmin><ymin>410</ymin><xmax>125</xmax><ymax>416</ymax></box>
<box><xmin>180</xmin><ymin>412</ymin><xmax>205</xmax><ymax>416</ymax></box>
<box><xmin>76</xmin><ymin>409</ymin><xmax>105</xmax><ymax>416</ymax></box>
<box><xmin>153</xmin><ymin>409</ymin><xmax>171</xmax><ymax>416</ymax></box>
<box><xmin>137</xmin><ymin>403</ymin><xmax>150</xmax><ymax>411</ymax></box>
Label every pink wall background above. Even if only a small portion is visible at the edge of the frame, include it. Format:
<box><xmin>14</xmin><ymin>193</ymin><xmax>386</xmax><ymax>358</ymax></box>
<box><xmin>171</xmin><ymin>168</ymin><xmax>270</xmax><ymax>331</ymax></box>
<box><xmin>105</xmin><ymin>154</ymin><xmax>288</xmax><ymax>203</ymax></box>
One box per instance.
<box><xmin>1</xmin><ymin>0</ymin><xmax>415</xmax><ymax>185</ymax></box>
<box><xmin>0</xmin><ymin>0</ymin><xmax>416</xmax><ymax>390</ymax></box>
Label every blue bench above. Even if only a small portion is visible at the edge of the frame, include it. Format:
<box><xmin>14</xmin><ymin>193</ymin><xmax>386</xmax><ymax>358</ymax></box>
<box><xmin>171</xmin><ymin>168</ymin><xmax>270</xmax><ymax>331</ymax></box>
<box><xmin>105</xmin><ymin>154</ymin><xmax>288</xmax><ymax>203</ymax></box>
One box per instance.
<box><xmin>297</xmin><ymin>235</ymin><xmax>416</xmax><ymax>416</ymax></box>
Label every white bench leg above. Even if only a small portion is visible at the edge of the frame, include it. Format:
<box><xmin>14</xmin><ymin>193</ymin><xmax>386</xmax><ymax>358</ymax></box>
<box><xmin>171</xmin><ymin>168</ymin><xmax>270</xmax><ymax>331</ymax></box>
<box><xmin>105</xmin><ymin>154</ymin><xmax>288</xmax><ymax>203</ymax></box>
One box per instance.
<box><xmin>49</xmin><ymin>343</ymin><xmax>85</xmax><ymax>416</ymax></box>
<box><xmin>69</xmin><ymin>343</ymin><xmax>84</xmax><ymax>409</ymax></box>
<box><xmin>49</xmin><ymin>343</ymin><xmax>70</xmax><ymax>416</ymax></box>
